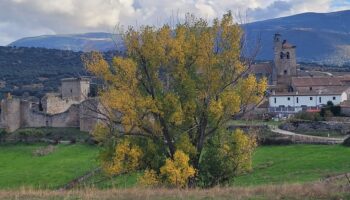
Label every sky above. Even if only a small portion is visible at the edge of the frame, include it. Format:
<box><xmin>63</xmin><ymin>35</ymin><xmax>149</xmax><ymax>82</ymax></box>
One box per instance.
<box><xmin>0</xmin><ymin>0</ymin><xmax>350</xmax><ymax>45</ymax></box>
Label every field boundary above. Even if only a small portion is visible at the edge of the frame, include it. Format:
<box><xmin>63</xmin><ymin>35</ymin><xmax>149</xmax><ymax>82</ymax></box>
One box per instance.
<box><xmin>59</xmin><ymin>167</ymin><xmax>101</xmax><ymax>190</ymax></box>
<box><xmin>269</xmin><ymin>126</ymin><xmax>346</xmax><ymax>144</ymax></box>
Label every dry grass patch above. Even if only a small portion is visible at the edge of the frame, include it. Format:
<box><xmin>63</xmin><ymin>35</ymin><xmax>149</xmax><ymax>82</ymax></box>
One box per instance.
<box><xmin>32</xmin><ymin>145</ymin><xmax>56</xmax><ymax>157</ymax></box>
<box><xmin>0</xmin><ymin>181</ymin><xmax>349</xmax><ymax>200</ymax></box>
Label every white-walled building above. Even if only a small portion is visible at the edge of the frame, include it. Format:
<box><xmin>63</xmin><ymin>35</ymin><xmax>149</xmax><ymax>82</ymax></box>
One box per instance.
<box><xmin>269</xmin><ymin>90</ymin><xmax>348</xmax><ymax>113</ymax></box>
<box><xmin>251</xmin><ymin>33</ymin><xmax>350</xmax><ymax>115</ymax></box>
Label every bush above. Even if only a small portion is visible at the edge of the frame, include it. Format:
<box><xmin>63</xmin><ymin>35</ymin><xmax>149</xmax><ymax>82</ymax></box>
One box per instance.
<box><xmin>199</xmin><ymin>129</ymin><xmax>256</xmax><ymax>187</ymax></box>
<box><xmin>294</xmin><ymin>112</ymin><xmax>323</xmax><ymax>121</ymax></box>
<box><xmin>320</xmin><ymin>101</ymin><xmax>341</xmax><ymax>117</ymax></box>
<box><xmin>343</xmin><ymin>137</ymin><xmax>350</xmax><ymax>147</ymax></box>
<box><xmin>160</xmin><ymin>150</ymin><xmax>196</xmax><ymax>188</ymax></box>
<box><xmin>0</xmin><ymin>129</ymin><xmax>7</xmax><ymax>143</ymax></box>
<box><xmin>260</xmin><ymin>137</ymin><xmax>293</xmax><ymax>145</ymax></box>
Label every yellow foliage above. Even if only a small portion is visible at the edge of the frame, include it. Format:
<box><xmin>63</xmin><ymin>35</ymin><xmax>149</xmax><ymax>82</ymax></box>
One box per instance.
<box><xmin>83</xmin><ymin>52</ymin><xmax>112</xmax><ymax>82</ymax></box>
<box><xmin>138</xmin><ymin>169</ymin><xmax>160</xmax><ymax>187</ymax></box>
<box><xmin>163</xmin><ymin>93</ymin><xmax>183</xmax><ymax>125</ymax></box>
<box><xmin>91</xmin><ymin>123</ymin><xmax>109</xmax><ymax>143</ymax></box>
<box><xmin>104</xmin><ymin>139</ymin><xmax>143</xmax><ymax>175</ymax></box>
<box><xmin>175</xmin><ymin>134</ymin><xmax>196</xmax><ymax>158</ymax></box>
<box><xmin>84</xmin><ymin>12</ymin><xmax>266</xmax><ymax>187</ymax></box>
<box><xmin>230</xmin><ymin>129</ymin><xmax>257</xmax><ymax>173</ymax></box>
<box><xmin>160</xmin><ymin>151</ymin><xmax>196</xmax><ymax>187</ymax></box>
<box><xmin>208</xmin><ymin>99</ymin><xmax>224</xmax><ymax>120</ymax></box>
<box><xmin>237</xmin><ymin>75</ymin><xmax>267</xmax><ymax>106</ymax></box>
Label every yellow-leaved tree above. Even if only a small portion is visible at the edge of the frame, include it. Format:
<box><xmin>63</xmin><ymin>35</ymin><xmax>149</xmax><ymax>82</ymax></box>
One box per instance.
<box><xmin>83</xmin><ymin>11</ymin><xmax>266</xmax><ymax>187</ymax></box>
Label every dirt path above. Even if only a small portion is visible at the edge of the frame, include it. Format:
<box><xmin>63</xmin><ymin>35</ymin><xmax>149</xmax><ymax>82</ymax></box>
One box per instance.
<box><xmin>269</xmin><ymin>126</ymin><xmax>345</xmax><ymax>144</ymax></box>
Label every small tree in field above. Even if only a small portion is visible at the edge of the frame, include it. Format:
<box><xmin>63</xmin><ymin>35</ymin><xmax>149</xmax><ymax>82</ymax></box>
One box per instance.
<box><xmin>84</xmin><ymin>12</ymin><xmax>266</xmax><ymax>187</ymax></box>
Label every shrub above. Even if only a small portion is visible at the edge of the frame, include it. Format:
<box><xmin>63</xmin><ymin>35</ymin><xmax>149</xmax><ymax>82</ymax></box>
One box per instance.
<box><xmin>138</xmin><ymin>169</ymin><xmax>160</xmax><ymax>187</ymax></box>
<box><xmin>294</xmin><ymin>112</ymin><xmax>323</xmax><ymax>121</ymax></box>
<box><xmin>103</xmin><ymin>139</ymin><xmax>143</xmax><ymax>175</ymax></box>
<box><xmin>199</xmin><ymin>129</ymin><xmax>257</xmax><ymax>187</ymax></box>
<box><xmin>260</xmin><ymin>137</ymin><xmax>293</xmax><ymax>145</ymax></box>
<box><xmin>343</xmin><ymin>137</ymin><xmax>350</xmax><ymax>147</ymax></box>
<box><xmin>137</xmin><ymin>139</ymin><xmax>166</xmax><ymax>171</ymax></box>
<box><xmin>0</xmin><ymin>129</ymin><xmax>7</xmax><ymax>143</ymax></box>
<box><xmin>160</xmin><ymin>150</ymin><xmax>196</xmax><ymax>188</ymax></box>
<box><xmin>320</xmin><ymin>101</ymin><xmax>341</xmax><ymax>117</ymax></box>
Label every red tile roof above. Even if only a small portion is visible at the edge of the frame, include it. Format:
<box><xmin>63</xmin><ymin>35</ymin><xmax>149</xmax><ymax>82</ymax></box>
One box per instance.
<box><xmin>292</xmin><ymin>77</ymin><xmax>343</xmax><ymax>87</ymax></box>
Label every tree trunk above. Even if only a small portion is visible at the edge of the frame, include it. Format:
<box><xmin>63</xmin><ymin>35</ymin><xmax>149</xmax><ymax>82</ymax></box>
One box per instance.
<box><xmin>193</xmin><ymin>110</ymin><xmax>208</xmax><ymax>169</ymax></box>
<box><xmin>159</xmin><ymin>115</ymin><xmax>176</xmax><ymax>158</ymax></box>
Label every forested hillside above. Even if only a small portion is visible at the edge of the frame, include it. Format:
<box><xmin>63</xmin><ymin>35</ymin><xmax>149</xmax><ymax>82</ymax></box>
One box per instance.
<box><xmin>0</xmin><ymin>46</ymin><xmax>118</xmax><ymax>98</ymax></box>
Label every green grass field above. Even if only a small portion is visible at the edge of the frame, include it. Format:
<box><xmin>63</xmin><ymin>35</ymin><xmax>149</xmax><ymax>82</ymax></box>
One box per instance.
<box><xmin>81</xmin><ymin>144</ymin><xmax>350</xmax><ymax>188</ymax></box>
<box><xmin>1</xmin><ymin>143</ymin><xmax>350</xmax><ymax>189</ymax></box>
<box><xmin>0</xmin><ymin>144</ymin><xmax>98</xmax><ymax>189</ymax></box>
<box><xmin>234</xmin><ymin>145</ymin><xmax>350</xmax><ymax>186</ymax></box>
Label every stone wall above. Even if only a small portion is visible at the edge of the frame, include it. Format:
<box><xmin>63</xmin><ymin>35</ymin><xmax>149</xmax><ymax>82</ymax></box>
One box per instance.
<box><xmin>61</xmin><ymin>78</ymin><xmax>90</xmax><ymax>101</ymax></box>
<box><xmin>20</xmin><ymin>101</ymin><xmax>80</xmax><ymax>128</ymax></box>
<box><xmin>79</xmin><ymin>99</ymin><xmax>103</xmax><ymax>132</ymax></box>
<box><xmin>42</xmin><ymin>94</ymin><xmax>80</xmax><ymax>114</ymax></box>
<box><xmin>0</xmin><ymin>77</ymin><xmax>95</xmax><ymax>132</ymax></box>
<box><xmin>280</xmin><ymin>120</ymin><xmax>350</xmax><ymax>135</ymax></box>
<box><xmin>0</xmin><ymin>98</ymin><xmax>21</xmax><ymax>132</ymax></box>
<box><xmin>50</xmin><ymin>105</ymin><xmax>80</xmax><ymax>127</ymax></box>
<box><xmin>341</xmin><ymin>107</ymin><xmax>350</xmax><ymax>117</ymax></box>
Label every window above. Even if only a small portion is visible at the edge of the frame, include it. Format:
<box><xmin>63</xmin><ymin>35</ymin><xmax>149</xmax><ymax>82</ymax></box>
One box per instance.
<box><xmin>274</xmin><ymin>98</ymin><xmax>276</xmax><ymax>103</ymax></box>
<box><xmin>280</xmin><ymin>52</ymin><xmax>284</xmax><ymax>59</ymax></box>
<box><xmin>309</xmin><ymin>87</ymin><xmax>312</xmax><ymax>91</ymax></box>
<box><xmin>310</xmin><ymin>97</ymin><xmax>313</xmax><ymax>101</ymax></box>
<box><xmin>287</xmin><ymin>97</ymin><xmax>290</xmax><ymax>101</ymax></box>
<box><xmin>319</xmin><ymin>97</ymin><xmax>321</xmax><ymax>103</ymax></box>
<box><xmin>286</xmin><ymin>52</ymin><xmax>290</xmax><ymax>59</ymax></box>
<box><xmin>333</xmin><ymin>97</ymin><xmax>336</xmax><ymax>100</ymax></box>
<box><xmin>70</xmin><ymin>89</ymin><xmax>73</xmax><ymax>93</ymax></box>
<box><xmin>284</xmin><ymin>70</ymin><xmax>287</xmax><ymax>75</ymax></box>
<box><xmin>296</xmin><ymin>97</ymin><xmax>299</xmax><ymax>103</ymax></box>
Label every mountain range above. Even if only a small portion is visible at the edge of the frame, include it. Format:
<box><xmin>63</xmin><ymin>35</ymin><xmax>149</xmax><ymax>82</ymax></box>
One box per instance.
<box><xmin>9</xmin><ymin>32</ymin><xmax>124</xmax><ymax>52</ymax></box>
<box><xmin>8</xmin><ymin>10</ymin><xmax>350</xmax><ymax>66</ymax></box>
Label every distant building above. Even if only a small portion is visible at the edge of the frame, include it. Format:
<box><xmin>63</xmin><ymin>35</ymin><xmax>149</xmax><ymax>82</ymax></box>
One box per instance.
<box><xmin>250</xmin><ymin>34</ymin><xmax>350</xmax><ymax>116</ymax></box>
<box><xmin>0</xmin><ymin>77</ymin><xmax>104</xmax><ymax>132</ymax></box>
<box><xmin>269</xmin><ymin>89</ymin><xmax>348</xmax><ymax>114</ymax></box>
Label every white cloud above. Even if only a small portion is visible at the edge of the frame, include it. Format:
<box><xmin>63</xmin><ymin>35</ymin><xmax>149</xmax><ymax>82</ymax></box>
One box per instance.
<box><xmin>0</xmin><ymin>0</ymin><xmax>349</xmax><ymax>45</ymax></box>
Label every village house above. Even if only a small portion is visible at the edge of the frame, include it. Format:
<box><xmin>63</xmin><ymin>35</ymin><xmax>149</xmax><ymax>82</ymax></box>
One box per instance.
<box><xmin>251</xmin><ymin>34</ymin><xmax>350</xmax><ymax>116</ymax></box>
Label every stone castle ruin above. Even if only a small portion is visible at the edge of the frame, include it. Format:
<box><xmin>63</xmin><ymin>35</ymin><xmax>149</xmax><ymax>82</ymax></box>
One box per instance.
<box><xmin>0</xmin><ymin>77</ymin><xmax>102</xmax><ymax>132</ymax></box>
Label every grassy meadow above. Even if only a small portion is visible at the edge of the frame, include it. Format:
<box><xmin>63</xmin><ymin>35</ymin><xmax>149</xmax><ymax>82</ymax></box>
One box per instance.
<box><xmin>234</xmin><ymin>145</ymin><xmax>350</xmax><ymax>186</ymax></box>
<box><xmin>0</xmin><ymin>144</ymin><xmax>98</xmax><ymax>189</ymax></box>
<box><xmin>1</xmin><ymin>143</ymin><xmax>350</xmax><ymax>191</ymax></box>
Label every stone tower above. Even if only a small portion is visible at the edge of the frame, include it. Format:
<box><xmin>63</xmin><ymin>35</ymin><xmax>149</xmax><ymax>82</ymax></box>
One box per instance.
<box><xmin>0</xmin><ymin>95</ymin><xmax>21</xmax><ymax>132</ymax></box>
<box><xmin>273</xmin><ymin>33</ymin><xmax>297</xmax><ymax>87</ymax></box>
<box><xmin>61</xmin><ymin>77</ymin><xmax>90</xmax><ymax>102</ymax></box>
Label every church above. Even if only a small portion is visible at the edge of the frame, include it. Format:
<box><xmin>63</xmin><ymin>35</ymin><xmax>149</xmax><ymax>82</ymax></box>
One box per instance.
<box><xmin>252</xmin><ymin>34</ymin><xmax>350</xmax><ymax>115</ymax></box>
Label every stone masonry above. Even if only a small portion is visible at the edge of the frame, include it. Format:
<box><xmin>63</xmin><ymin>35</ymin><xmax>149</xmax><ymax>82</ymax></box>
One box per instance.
<box><xmin>0</xmin><ymin>77</ymin><xmax>102</xmax><ymax>132</ymax></box>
